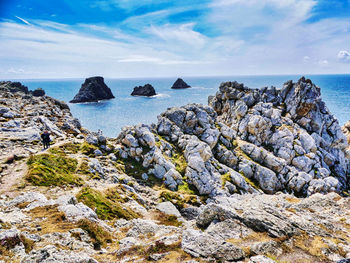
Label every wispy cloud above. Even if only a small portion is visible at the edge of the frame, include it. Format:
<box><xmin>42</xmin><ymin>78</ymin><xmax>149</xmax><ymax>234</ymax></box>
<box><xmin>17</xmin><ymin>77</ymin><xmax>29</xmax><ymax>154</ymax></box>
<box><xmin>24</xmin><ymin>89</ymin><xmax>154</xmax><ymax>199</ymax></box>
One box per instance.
<box><xmin>15</xmin><ymin>16</ymin><xmax>31</xmax><ymax>25</ymax></box>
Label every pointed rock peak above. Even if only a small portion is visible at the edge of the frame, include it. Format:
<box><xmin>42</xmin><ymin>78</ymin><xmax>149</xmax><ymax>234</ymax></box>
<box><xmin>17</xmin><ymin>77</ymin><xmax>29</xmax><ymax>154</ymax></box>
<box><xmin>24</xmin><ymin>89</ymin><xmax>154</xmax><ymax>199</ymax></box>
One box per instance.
<box><xmin>70</xmin><ymin>76</ymin><xmax>115</xmax><ymax>103</ymax></box>
<box><xmin>171</xmin><ymin>78</ymin><xmax>191</xmax><ymax>89</ymax></box>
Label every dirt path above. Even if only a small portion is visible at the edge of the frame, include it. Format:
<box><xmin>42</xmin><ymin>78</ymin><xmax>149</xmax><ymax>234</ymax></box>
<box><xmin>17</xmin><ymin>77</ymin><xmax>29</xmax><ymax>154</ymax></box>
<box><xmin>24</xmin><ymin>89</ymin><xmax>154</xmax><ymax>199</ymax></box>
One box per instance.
<box><xmin>0</xmin><ymin>138</ymin><xmax>72</xmax><ymax>196</ymax></box>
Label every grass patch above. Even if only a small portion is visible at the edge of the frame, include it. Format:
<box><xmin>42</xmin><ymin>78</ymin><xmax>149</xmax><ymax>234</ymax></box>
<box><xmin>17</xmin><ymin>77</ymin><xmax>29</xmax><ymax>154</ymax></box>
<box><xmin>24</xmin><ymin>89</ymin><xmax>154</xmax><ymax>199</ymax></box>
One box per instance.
<box><xmin>239</xmin><ymin>171</ymin><xmax>260</xmax><ymax>190</ymax></box>
<box><xmin>177</xmin><ymin>180</ymin><xmax>197</xmax><ymax>195</ymax></box>
<box><xmin>0</xmin><ymin>219</ymin><xmax>11</xmax><ymax>229</ymax></box>
<box><xmin>156</xmin><ymin>134</ymin><xmax>187</xmax><ymax>176</ymax></box>
<box><xmin>152</xmin><ymin>210</ymin><xmax>182</xmax><ymax>227</ymax></box>
<box><xmin>77</xmin><ymin>219</ymin><xmax>113</xmax><ymax>249</ymax></box>
<box><xmin>116</xmin><ymin>240</ymin><xmax>184</xmax><ymax>261</ymax></box>
<box><xmin>76</xmin><ymin>187</ymin><xmax>139</xmax><ymax>220</ymax></box>
<box><xmin>28</xmin><ymin>205</ymin><xmax>75</xmax><ymax>234</ymax></box>
<box><xmin>293</xmin><ymin>232</ymin><xmax>329</xmax><ymax>260</ymax></box>
<box><xmin>80</xmin><ymin>142</ymin><xmax>97</xmax><ymax>156</ymax></box>
<box><xmin>49</xmin><ymin>142</ymin><xmax>80</xmax><ymax>155</ymax></box>
<box><xmin>159</xmin><ymin>189</ymin><xmax>200</xmax><ymax>209</ymax></box>
<box><xmin>20</xmin><ymin>234</ymin><xmax>34</xmax><ymax>253</ymax></box>
<box><xmin>76</xmin><ymin>159</ymin><xmax>92</xmax><ymax>175</ymax></box>
<box><xmin>104</xmin><ymin>185</ymin><xmax>140</xmax><ymax>205</ymax></box>
<box><xmin>115</xmin><ymin>158</ymin><xmax>162</xmax><ymax>187</ymax></box>
<box><xmin>285</xmin><ymin>197</ymin><xmax>300</xmax><ymax>203</ymax></box>
<box><xmin>171</xmin><ymin>152</ymin><xmax>187</xmax><ymax>176</ymax></box>
<box><xmin>25</xmin><ymin>154</ymin><xmax>83</xmax><ymax>187</ymax></box>
<box><xmin>221</xmin><ymin>172</ymin><xmax>232</xmax><ymax>188</ymax></box>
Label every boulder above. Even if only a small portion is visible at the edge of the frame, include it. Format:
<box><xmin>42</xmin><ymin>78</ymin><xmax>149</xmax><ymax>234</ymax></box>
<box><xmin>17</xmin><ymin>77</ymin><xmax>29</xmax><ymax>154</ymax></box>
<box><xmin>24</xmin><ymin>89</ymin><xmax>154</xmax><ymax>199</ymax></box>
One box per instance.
<box><xmin>182</xmin><ymin>229</ymin><xmax>245</xmax><ymax>261</ymax></box>
<box><xmin>156</xmin><ymin>202</ymin><xmax>181</xmax><ymax>217</ymax></box>
<box><xmin>32</xmin><ymin>88</ymin><xmax>45</xmax><ymax>97</ymax></box>
<box><xmin>70</xmin><ymin>76</ymin><xmax>115</xmax><ymax>103</ymax></box>
<box><xmin>131</xmin><ymin>84</ymin><xmax>156</xmax><ymax>97</ymax></box>
<box><xmin>171</xmin><ymin>78</ymin><xmax>191</xmax><ymax>89</ymax></box>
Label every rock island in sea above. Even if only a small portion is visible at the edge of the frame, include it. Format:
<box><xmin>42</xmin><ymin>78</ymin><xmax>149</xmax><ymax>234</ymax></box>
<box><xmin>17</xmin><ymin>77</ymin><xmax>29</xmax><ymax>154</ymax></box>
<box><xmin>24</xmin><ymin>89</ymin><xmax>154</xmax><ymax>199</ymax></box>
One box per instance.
<box><xmin>0</xmin><ymin>77</ymin><xmax>349</xmax><ymax>263</ymax></box>
<box><xmin>70</xmin><ymin>76</ymin><xmax>115</xmax><ymax>103</ymax></box>
<box><xmin>131</xmin><ymin>83</ymin><xmax>157</xmax><ymax>97</ymax></box>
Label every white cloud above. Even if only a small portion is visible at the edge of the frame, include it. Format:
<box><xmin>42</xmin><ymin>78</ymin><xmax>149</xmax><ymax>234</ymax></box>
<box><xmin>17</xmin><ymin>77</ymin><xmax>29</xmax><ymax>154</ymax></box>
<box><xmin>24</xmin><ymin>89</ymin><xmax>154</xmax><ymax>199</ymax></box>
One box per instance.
<box><xmin>318</xmin><ymin>60</ymin><xmax>329</xmax><ymax>66</ymax></box>
<box><xmin>303</xmin><ymin>56</ymin><xmax>310</xmax><ymax>62</ymax></box>
<box><xmin>146</xmin><ymin>23</ymin><xmax>207</xmax><ymax>47</ymax></box>
<box><xmin>338</xmin><ymin>50</ymin><xmax>350</xmax><ymax>63</ymax></box>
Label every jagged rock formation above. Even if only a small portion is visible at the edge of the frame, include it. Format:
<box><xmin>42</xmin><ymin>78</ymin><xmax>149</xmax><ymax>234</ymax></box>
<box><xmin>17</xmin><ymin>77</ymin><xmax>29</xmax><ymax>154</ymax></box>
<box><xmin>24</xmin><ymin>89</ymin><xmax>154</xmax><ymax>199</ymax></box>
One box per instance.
<box><xmin>116</xmin><ymin>77</ymin><xmax>350</xmax><ymax>197</ymax></box>
<box><xmin>70</xmin><ymin>76</ymin><xmax>115</xmax><ymax>103</ymax></box>
<box><xmin>210</xmin><ymin>77</ymin><xmax>349</xmax><ymax>195</ymax></box>
<box><xmin>131</xmin><ymin>84</ymin><xmax>156</xmax><ymax>97</ymax></box>
<box><xmin>171</xmin><ymin>78</ymin><xmax>191</xmax><ymax>89</ymax></box>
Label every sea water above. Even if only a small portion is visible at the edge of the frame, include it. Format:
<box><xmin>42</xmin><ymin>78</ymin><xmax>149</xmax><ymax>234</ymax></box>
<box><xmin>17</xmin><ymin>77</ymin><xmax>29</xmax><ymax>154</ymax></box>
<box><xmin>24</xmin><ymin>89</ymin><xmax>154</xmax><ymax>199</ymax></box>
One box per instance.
<box><xmin>10</xmin><ymin>74</ymin><xmax>350</xmax><ymax>137</ymax></box>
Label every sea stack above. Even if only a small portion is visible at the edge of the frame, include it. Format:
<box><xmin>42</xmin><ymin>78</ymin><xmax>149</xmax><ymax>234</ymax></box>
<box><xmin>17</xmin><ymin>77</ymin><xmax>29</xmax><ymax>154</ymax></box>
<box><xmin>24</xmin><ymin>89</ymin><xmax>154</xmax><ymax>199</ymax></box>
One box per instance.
<box><xmin>171</xmin><ymin>78</ymin><xmax>191</xmax><ymax>89</ymax></box>
<box><xmin>70</xmin><ymin>76</ymin><xmax>115</xmax><ymax>103</ymax></box>
<box><xmin>131</xmin><ymin>84</ymin><xmax>156</xmax><ymax>97</ymax></box>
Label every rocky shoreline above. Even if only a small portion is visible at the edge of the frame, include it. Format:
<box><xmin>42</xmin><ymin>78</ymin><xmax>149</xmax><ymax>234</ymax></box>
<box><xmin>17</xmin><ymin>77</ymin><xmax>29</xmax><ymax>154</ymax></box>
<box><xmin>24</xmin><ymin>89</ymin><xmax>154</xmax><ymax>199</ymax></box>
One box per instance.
<box><xmin>0</xmin><ymin>78</ymin><xmax>349</xmax><ymax>263</ymax></box>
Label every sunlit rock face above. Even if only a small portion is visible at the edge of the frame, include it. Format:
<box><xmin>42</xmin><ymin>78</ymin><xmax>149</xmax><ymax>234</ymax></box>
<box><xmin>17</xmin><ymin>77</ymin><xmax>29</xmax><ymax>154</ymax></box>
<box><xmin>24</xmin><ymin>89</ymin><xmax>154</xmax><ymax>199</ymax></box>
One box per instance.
<box><xmin>116</xmin><ymin>77</ymin><xmax>349</xmax><ymax>197</ymax></box>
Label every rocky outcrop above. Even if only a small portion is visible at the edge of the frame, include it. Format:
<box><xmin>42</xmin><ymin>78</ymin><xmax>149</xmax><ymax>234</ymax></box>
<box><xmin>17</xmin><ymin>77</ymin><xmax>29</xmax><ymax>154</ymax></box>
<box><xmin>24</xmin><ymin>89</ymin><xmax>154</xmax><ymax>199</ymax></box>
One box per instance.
<box><xmin>0</xmin><ymin>81</ymin><xmax>29</xmax><ymax>94</ymax></box>
<box><xmin>171</xmin><ymin>78</ymin><xmax>191</xmax><ymax>89</ymax></box>
<box><xmin>131</xmin><ymin>84</ymin><xmax>156</xmax><ymax>97</ymax></box>
<box><xmin>116</xmin><ymin>77</ymin><xmax>349</xmax><ymax>197</ymax></box>
<box><xmin>31</xmin><ymin>88</ymin><xmax>45</xmax><ymax>97</ymax></box>
<box><xmin>70</xmin><ymin>76</ymin><xmax>115</xmax><ymax>103</ymax></box>
<box><xmin>0</xmin><ymin>81</ymin><xmax>82</xmax><ymax>159</ymax></box>
<box><xmin>209</xmin><ymin>77</ymin><xmax>349</xmax><ymax>196</ymax></box>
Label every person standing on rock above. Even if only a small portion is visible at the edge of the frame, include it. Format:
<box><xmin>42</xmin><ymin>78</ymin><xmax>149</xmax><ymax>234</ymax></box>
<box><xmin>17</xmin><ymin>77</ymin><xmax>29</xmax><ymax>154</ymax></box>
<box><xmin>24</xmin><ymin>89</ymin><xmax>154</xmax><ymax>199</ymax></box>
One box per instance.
<box><xmin>41</xmin><ymin>130</ymin><xmax>51</xmax><ymax>149</ymax></box>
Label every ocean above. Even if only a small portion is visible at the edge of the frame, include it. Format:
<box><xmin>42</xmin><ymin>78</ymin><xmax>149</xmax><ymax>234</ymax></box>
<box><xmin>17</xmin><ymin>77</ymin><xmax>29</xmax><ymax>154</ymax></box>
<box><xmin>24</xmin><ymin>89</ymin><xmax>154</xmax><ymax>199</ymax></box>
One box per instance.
<box><xmin>11</xmin><ymin>74</ymin><xmax>350</xmax><ymax>137</ymax></box>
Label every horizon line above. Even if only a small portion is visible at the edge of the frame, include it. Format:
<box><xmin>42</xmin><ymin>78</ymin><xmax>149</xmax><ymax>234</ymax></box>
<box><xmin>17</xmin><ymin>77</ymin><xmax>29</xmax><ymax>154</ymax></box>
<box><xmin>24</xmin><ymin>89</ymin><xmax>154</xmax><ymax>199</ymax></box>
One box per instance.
<box><xmin>1</xmin><ymin>72</ymin><xmax>350</xmax><ymax>81</ymax></box>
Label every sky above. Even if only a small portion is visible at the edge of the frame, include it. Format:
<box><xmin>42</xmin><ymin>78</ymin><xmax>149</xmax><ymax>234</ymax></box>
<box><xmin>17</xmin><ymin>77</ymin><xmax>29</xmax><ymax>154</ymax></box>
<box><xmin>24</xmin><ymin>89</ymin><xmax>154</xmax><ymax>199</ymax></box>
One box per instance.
<box><xmin>0</xmin><ymin>0</ymin><xmax>350</xmax><ymax>79</ymax></box>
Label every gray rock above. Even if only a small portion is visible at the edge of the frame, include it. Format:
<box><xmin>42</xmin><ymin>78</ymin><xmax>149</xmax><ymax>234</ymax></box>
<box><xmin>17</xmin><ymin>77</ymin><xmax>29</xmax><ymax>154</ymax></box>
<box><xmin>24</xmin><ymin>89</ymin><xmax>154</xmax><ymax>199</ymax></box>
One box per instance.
<box><xmin>182</xmin><ymin>229</ymin><xmax>245</xmax><ymax>261</ymax></box>
<box><xmin>249</xmin><ymin>255</ymin><xmax>277</xmax><ymax>263</ymax></box>
<box><xmin>86</xmin><ymin>135</ymin><xmax>98</xmax><ymax>145</ymax></box>
<box><xmin>58</xmin><ymin>203</ymin><xmax>98</xmax><ymax>221</ymax></box>
<box><xmin>22</xmin><ymin>245</ymin><xmax>98</xmax><ymax>263</ymax></box>
<box><xmin>156</xmin><ymin>202</ymin><xmax>181</xmax><ymax>218</ymax></box>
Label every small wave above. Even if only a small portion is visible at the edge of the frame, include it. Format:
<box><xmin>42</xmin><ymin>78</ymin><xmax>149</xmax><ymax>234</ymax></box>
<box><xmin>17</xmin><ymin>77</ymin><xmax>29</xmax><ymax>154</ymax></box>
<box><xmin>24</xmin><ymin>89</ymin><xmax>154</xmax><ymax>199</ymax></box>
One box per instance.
<box><xmin>153</xmin><ymin>93</ymin><xmax>170</xmax><ymax>98</ymax></box>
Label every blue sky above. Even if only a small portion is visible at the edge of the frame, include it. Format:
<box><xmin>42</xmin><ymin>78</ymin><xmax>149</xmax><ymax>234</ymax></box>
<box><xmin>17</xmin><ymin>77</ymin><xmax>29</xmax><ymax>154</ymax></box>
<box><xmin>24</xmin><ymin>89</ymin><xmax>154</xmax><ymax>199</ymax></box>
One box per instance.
<box><xmin>0</xmin><ymin>0</ymin><xmax>350</xmax><ymax>78</ymax></box>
